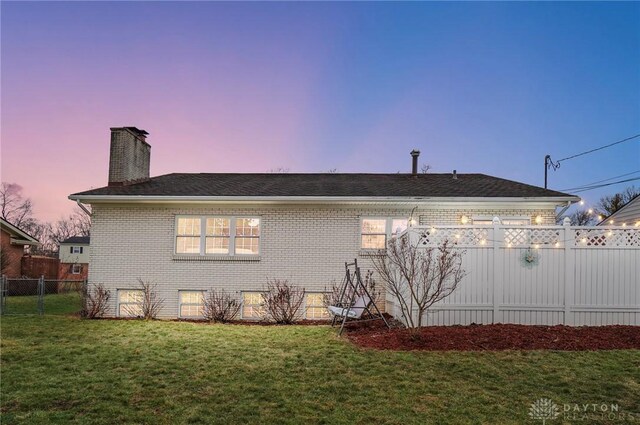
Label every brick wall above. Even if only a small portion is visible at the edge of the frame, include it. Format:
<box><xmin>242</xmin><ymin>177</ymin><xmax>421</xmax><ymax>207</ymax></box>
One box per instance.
<box><xmin>89</xmin><ymin>203</ymin><xmax>559</xmax><ymax>318</ymax></box>
<box><xmin>108</xmin><ymin>128</ymin><xmax>150</xmax><ymax>185</ymax></box>
<box><xmin>1</xmin><ymin>230</ymin><xmax>24</xmax><ymax>278</ymax></box>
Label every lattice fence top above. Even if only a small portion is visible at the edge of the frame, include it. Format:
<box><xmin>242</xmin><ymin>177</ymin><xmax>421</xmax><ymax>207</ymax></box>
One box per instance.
<box><xmin>417</xmin><ymin>227</ymin><xmax>490</xmax><ymax>247</ymax></box>
<box><xmin>504</xmin><ymin>228</ymin><xmax>561</xmax><ymax>248</ymax></box>
<box><xmin>573</xmin><ymin>228</ymin><xmax>640</xmax><ymax>248</ymax></box>
<box><xmin>406</xmin><ymin>226</ymin><xmax>640</xmax><ymax>248</ymax></box>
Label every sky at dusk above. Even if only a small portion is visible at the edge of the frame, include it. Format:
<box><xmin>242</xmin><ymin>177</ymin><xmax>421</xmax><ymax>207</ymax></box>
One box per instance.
<box><xmin>1</xmin><ymin>1</ymin><xmax>639</xmax><ymax>222</ymax></box>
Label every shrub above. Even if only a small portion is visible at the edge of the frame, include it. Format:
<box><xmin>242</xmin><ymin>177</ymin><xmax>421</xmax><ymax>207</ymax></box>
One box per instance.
<box><xmin>80</xmin><ymin>283</ymin><xmax>110</xmax><ymax>319</ymax></box>
<box><xmin>202</xmin><ymin>289</ymin><xmax>241</xmax><ymax>323</ymax></box>
<box><xmin>323</xmin><ymin>270</ymin><xmax>380</xmax><ymax>308</ymax></box>
<box><xmin>261</xmin><ymin>279</ymin><xmax>305</xmax><ymax>324</ymax></box>
<box><xmin>125</xmin><ymin>279</ymin><xmax>164</xmax><ymax>320</ymax></box>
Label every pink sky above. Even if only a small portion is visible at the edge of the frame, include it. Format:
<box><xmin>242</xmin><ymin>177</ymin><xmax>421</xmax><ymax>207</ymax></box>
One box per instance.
<box><xmin>2</xmin><ymin>2</ymin><xmax>639</xmax><ymax>223</ymax></box>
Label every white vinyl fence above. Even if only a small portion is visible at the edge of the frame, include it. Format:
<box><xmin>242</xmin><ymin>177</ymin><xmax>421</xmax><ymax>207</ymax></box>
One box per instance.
<box><xmin>387</xmin><ymin>223</ymin><xmax>640</xmax><ymax>326</ymax></box>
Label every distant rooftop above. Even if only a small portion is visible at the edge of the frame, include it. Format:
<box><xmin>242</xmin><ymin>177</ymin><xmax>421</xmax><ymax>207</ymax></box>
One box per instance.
<box><xmin>60</xmin><ymin>236</ymin><xmax>90</xmax><ymax>245</ymax></box>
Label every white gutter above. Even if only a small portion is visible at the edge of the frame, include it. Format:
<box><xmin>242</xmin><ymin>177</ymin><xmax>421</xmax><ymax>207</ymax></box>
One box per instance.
<box><xmin>69</xmin><ymin>194</ymin><xmax>579</xmax><ymax>206</ymax></box>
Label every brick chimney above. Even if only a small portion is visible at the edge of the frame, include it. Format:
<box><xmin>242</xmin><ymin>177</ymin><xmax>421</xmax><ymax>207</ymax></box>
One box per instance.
<box><xmin>108</xmin><ymin>127</ymin><xmax>151</xmax><ymax>186</ymax></box>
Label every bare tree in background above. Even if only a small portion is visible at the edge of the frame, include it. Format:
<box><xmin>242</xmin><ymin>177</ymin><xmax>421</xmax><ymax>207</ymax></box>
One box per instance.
<box><xmin>420</xmin><ymin>163</ymin><xmax>432</xmax><ymax>174</ymax></box>
<box><xmin>371</xmin><ymin>237</ymin><xmax>465</xmax><ymax>330</ymax></box>
<box><xmin>268</xmin><ymin>167</ymin><xmax>290</xmax><ymax>173</ymax></box>
<box><xmin>569</xmin><ymin>209</ymin><xmax>597</xmax><ymax>226</ymax></box>
<box><xmin>0</xmin><ymin>182</ymin><xmax>37</xmax><ymax>230</ymax></box>
<box><xmin>596</xmin><ymin>186</ymin><xmax>639</xmax><ymax>219</ymax></box>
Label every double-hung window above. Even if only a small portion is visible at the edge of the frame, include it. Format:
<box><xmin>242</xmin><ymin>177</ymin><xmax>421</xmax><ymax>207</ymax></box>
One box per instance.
<box><xmin>118</xmin><ymin>290</ymin><xmax>144</xmax><ymax>317</ymax></box>
<box><xmin>242</xmin><ymin>292</ymin><xmax>263</xmax><ymax>319</ymax></box>
<box><xmin>305</xmin><ymin>293</ymin><xmax>329</xmax><ymax>319</ymax></box>
<box><xmin>179</xmin><ymin>291</ymin><xmax>204</xmax><ymax>318</ymax></box>
<box><xmin>361</xmin><ymin>218</ymin><xmax>408</xmax><ymax>249</ymax></box>
<box><xmin>71</xmin><ymin>246</ymin><xmax>83</xmax><ymax>254</ymax></box>
<box><xmin>175</xmin><ymin>216</ymin><xmax>260</xmax><ymax>256</ymax></box>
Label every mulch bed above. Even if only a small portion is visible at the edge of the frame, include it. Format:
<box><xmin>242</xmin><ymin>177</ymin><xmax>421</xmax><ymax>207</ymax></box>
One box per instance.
<box><xmin>345</xmin><ymin>323</ymin><xmax>640</xmax><ymax>351</ymax></box>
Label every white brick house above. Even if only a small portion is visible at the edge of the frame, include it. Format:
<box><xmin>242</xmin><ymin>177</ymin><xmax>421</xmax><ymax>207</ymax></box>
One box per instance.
<box><xmin>70</xmin><ymin>127</ymin><xmax>579</xmax><ymax>319</ymax></box>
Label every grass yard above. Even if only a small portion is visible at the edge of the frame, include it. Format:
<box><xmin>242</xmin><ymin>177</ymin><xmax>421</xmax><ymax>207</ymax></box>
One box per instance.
<box><xmin>1</xmin><ymin>295</ymin><xmax>639</xmax><ymax>424</ymax></box>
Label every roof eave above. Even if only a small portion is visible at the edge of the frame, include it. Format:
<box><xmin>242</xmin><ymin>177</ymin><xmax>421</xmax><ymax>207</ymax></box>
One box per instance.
<box><xmin>69</xmin><ymin>194</ymin><xmax>580</xmax><ymax>206</ymax></box>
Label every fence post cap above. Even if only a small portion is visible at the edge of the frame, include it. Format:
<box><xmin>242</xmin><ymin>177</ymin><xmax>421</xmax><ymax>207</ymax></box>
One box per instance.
<box><xmin>563</xmin><ymin>217</ymin><xmax>571</xmax><ymax>226</ymax></box>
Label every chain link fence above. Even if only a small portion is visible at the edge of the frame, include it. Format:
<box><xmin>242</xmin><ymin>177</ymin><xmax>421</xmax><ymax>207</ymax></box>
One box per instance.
<box><xmin>0</xmin><ymin>276</ymin><xmax>84</xmax><ymax>315</ymax></box>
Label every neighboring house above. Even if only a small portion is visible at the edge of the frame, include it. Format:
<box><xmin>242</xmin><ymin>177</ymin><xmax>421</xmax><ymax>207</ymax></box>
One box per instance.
<box><xmin>69</xmin><ymin>127</ymin><xmax>579</xmax><ymax>319</ymax></box>
<box><xmin>598</xmin><ymin>195</ymin><xmax>640</xmax><ymax>226</ymax></box>
<box><xmin>58</xmin><ymin>236</ymin><xmax>90</xmax><ymax>280</ymax></box>
<box><xmin>0</xmin><ymin>218</ymin><xmax>40</xmax><ymax>278</ymax></box>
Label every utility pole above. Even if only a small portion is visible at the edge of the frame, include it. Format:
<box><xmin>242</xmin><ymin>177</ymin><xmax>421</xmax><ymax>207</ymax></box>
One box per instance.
<box><xmin>544</xmin><ymin>155</ymin><xmax>550</xmax><ymax>189</ymax></box>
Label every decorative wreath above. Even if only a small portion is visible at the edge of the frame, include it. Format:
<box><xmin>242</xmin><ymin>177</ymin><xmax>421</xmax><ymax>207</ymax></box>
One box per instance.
<box><xmin>521</xmin><ymin>248</ymin><xmax>540</xmax><ymax>268</ymax></box>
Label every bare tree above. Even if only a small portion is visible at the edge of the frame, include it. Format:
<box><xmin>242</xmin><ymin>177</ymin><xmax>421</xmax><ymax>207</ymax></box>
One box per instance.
<box><xmin>596</xmin><ymin>186</ymin><xmax>640</xmax><ymax>219</ymax></box>
<box><xmin>420</xmin><ymin>163</ymin><xmax>432</xmax><ymax>174</ymax></box>
<box><xmin>202</xmin><ymin>289</ymin><xmax>242</xmax><ymax>323</ymax></box>
<box><xmin>261</xmin><ymin>279</ymin><xmax>305</xmax><ymax>324</ymax></box>
<box><xmin>569</xmin><ymin>209</ymin><xmax>597</xmax><ymax>226</ymax></box>
<box><xmin>49</xmin><ymin>207</ymin><xmax>91</xmax><ymax>246</ymax></box>
<box><xmin>80</xmin><ymin>283</ymin><xmax>111</xmax><ymax>319</ymax></box>
<box><xmin>125</xmin><ymin>279</ymin><xmax>164</xmax><ymax>320</ymax></box>
<box><xmin>323</xmin><ymin>270</ymin><xmax>380</xmax><ymax>309</ymax></box>
<box><xmin>268</xmin><ymin>167</ymin><xmax>290</xmax><ymax>173</ymax></box>
<box><xmin>327</xmin><ymin>168</ymin><xmax>338</xmax><ymax>173</ymax></box>
<box><xmin>0</xmin><ymin>182</ymin><xmax>37</xmax><ymax>229</ymax></box>
<box><xmin>371</xmin><ymin>237</ymin><xmax>465</xmax><ymax>330</ymax></box>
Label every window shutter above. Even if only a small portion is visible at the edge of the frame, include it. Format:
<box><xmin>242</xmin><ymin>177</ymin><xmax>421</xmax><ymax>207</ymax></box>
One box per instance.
<box><xmin>79</xmin><ymin>247</ymin><xmax>83</xmax><ymax>254</ymax></box>
<box><xmin>70</xmin><ymin>246</ymin><xmax>73</xmax><ymax>253</ymax></box>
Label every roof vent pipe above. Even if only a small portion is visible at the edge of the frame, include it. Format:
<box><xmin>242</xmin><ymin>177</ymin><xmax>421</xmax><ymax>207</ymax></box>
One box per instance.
<box><xmin>410</xmin><ymin>149</ymin><xmax>420</xmax><ymax>175</ymax></box>
<box><xmin>452</xmin><ymin>169</ymin><xmax>457</xmax><ymax>180</ymax></box>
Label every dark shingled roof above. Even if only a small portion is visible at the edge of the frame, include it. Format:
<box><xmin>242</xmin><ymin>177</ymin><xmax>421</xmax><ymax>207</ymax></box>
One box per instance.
<box><xmin>60</xmin><ymin>236</ymin><xmax>90</xmax><ymax>245</ymax></box>
<box><xmin>71</xmin><ymin>173</ymin><xmax>575</xmax><ymax>199</ymax></box>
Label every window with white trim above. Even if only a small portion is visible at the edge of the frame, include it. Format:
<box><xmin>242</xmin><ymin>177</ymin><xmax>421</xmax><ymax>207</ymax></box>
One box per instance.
<box><xmin>71</xmin><ymin>246</ymin><xmax>83</xmax><ymax>254</ymax></box>
<box><xmin>305</xmin><ymin>293</ymin><xmax>329</xmax><ymax>319</ymax></box>
<box><xmin>71</xmin><ymin>264</ymin><xmax>82</xmax><ymax>275</ymax></box>
<box><xmin>175</xmin><ymin>216</ymin><xmax>260</xmax><ymax>255</ymax></box>
<box><xmin>242</xmin><ymin>292</ymin><xmax>263</xmax><ymax>319</ymax></box>
<box><xmin>179</xmin><ymin>291</ymin><xmax>204</xmax><ymax>318</ymax></box>
<box><xmin>361</xmin><ymin>218</ymin><xmax>408</xmax><ymax>249</ymax></box>
<box><xmin>118</xmin><ymin>290</ymin><xmax>144</xmax><ymax>317</ymax></box>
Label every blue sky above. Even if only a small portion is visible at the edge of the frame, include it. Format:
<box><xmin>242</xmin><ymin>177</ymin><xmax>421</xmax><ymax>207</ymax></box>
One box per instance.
<box><xmin>1</xmin><ymin>1</ymin><xmax>639</xmax><ymax>220</ymax></box>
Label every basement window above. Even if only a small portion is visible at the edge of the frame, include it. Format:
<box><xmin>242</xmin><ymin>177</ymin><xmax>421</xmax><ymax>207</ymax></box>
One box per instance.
<box><xmin>241</xmin><ymin>292</ymin><xmax>263</xmax><ymax>319</ymax></box>
<box><xmin>179</xmin><ymin>291</ymin><xmax>204</xmax><ymax>318</ymax></box>
<box><xmin>305</xmin><ymin>293</ymin><xmax>329</xmax><ymax>320</ymax></box>
<box><xmin>118</xmin><ymin>290</ymin><xmax>144</xmax><ymax>317</ymax></box>
<box><xmin>71</xmin><ymin>264</ymin><xmax>82</xmax><ymax>275</ymax></box>
<box><xmin>175</xmin><ymin>216</ymin><xmax>260</xmax><ymax>256</ymax></box>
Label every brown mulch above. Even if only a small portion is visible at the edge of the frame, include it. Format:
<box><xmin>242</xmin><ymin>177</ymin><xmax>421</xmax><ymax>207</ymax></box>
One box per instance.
<box><xmin>345</xmin><ymin>323</ymin><xmax>640</xmax><ymax>351</ymax></box>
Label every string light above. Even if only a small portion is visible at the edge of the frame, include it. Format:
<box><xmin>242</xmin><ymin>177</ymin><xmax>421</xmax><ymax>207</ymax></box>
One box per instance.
<box><xmin>534</xmin><ymin>244</ymin><xmax>540</xmax><ymax>249</ymax></box>
<box><xmin>581</xmin><ymin>238</ymin><xmax>587</xmax><ymax>244</ymax></box>
<box><xmin>554</xmin><ymin>242</ymin><xmax>560</xmax><ymax>248</ymax></box>
<box><xmin>535</xmin><ymin>215</ymin><xmax>543</xmax><ymax>224</ymax></box>
<box><xmin>460</xmin><ymin>215</ymin><xmax>469</xmax><ymax>224</ymax></box>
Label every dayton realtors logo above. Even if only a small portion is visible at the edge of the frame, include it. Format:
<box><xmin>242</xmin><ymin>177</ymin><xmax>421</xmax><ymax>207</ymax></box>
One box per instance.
<box><xmin>529</xmin><ymin>398</ymin><xmax>560</xmax><ymax>424</ymax></box>
<box><xmin>529</xmin><ymin>398</ymin><xmax>637</xmax><ymax>423</ymax></box>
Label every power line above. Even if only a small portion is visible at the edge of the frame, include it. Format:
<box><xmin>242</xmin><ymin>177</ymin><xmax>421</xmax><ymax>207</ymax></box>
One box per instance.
<box><xmin>556</xmin><ymin>133</ymin><xmax>640</xmax><ymax>163</ymax></box>
<box><xmin>569</xmin><ymin>176</ymin><xmax>640</xmax><ymax>194</ymax></box>
<box><xmin>560</xmin><ymin>170</ymin><xmax>640</xmax><ymax>192</ymax></box>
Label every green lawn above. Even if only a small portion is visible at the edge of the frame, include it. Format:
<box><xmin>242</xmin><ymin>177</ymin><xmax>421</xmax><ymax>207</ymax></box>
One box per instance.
<box><xmin>1</xmin><ymin>295</ymin><xmax>639</xmax><ymax>424</ymax></box>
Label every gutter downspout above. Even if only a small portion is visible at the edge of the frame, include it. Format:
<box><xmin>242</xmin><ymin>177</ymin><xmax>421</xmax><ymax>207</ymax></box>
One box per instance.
<box><xmin>76</xmin><ymin>200</ymin><xmax>92</xmax><ymax>217</ymax></box>
<box><xmin>555</xmin><ymin>200</ymin><xmax>573</xmax><ymax>223</ymax></box>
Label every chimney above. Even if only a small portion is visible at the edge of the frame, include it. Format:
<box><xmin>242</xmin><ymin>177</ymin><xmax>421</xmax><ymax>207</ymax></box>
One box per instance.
<box><xmin>410</xmin><ymin>149</ymin><xmax>420</xmax><ymax>175</ymax></box>
<box><xmin>452</xmin><ymin>169</ymin><xmax>457</xmax><ymax>180</ymax></box>
<box><xmin>108</xmin><ymin>127</ymin><xmax>151</xmax><ymax>186</ymax></box>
